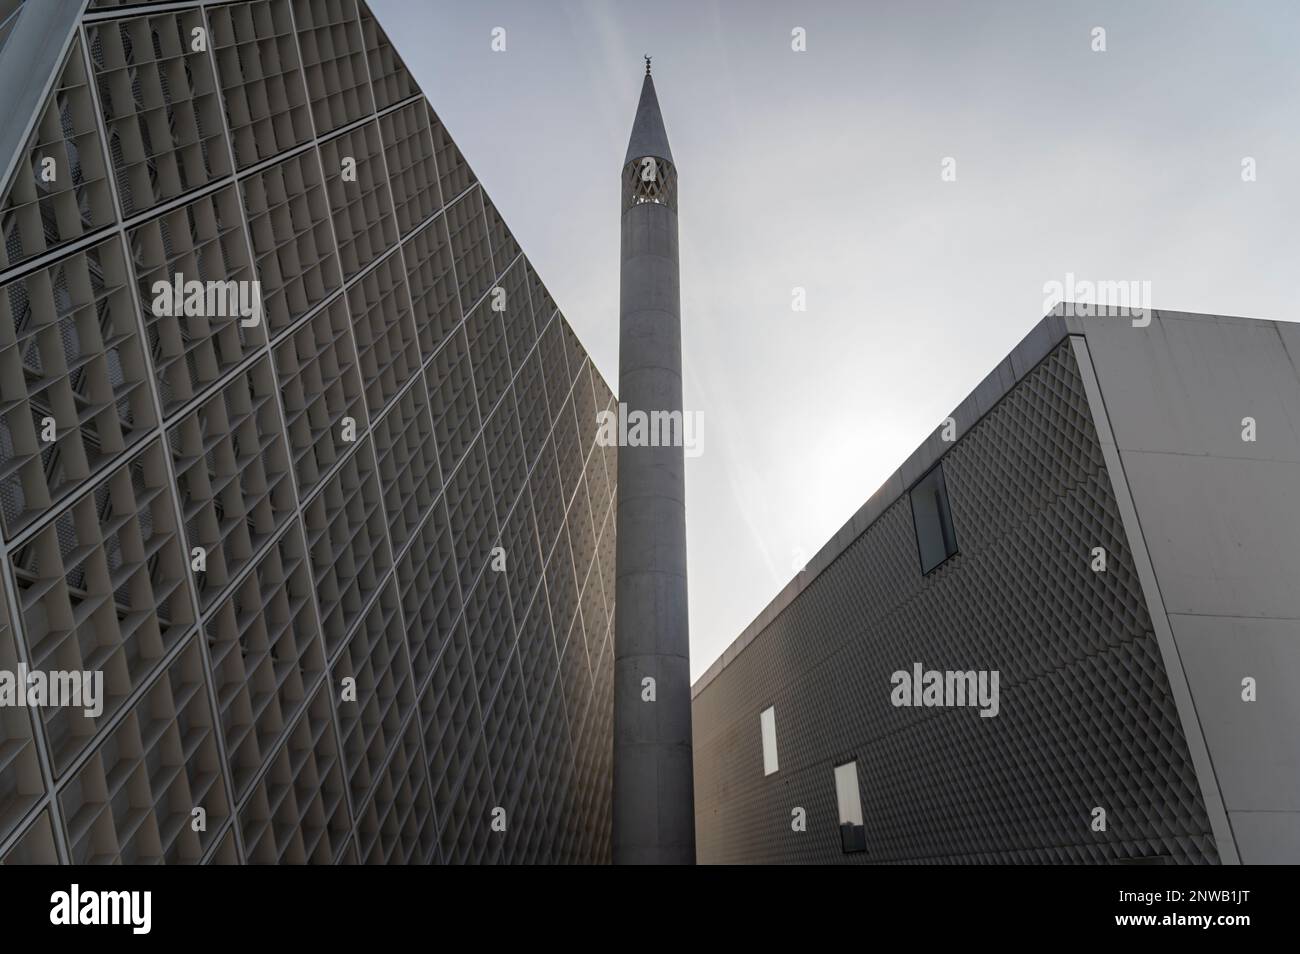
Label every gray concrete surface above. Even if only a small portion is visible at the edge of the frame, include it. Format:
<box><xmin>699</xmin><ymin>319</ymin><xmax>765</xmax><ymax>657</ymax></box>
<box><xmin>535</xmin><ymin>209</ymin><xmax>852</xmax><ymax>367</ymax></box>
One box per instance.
<box><xmin>693</xmin><ymin>307</ymin><xmax>1300</xmax><ymax>865</ymax></box>
<box><xmin>612</xmin><ymin>71</ymin><xmax>695</xmax><ymax>864</ymax></box>
<box><xmin>1081</xmin><ymin>311</ymin><xmax>1300</xmax><ymax>864</ymax></box>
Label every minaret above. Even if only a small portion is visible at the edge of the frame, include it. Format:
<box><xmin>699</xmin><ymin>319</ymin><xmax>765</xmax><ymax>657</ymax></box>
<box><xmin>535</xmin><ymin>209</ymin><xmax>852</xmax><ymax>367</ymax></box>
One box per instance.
<box><xmin>612</xmin><ymin>57</ymin><xmax>695</xmax><ymax>864</ymax></box>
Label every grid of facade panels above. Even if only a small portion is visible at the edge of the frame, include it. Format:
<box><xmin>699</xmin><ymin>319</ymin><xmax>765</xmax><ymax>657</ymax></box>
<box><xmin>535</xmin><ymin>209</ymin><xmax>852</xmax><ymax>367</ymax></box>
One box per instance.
<box><xmin>0</xmin><ymin>0</ymin><xmax>614</xmax><ymax>864</ymax></box>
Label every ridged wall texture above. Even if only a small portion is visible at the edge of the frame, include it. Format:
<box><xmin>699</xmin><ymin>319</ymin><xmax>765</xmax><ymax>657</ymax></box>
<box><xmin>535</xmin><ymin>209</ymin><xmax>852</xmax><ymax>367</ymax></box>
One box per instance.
<box><xmin>692</xmin><ymin>341</ymin><xmax>1218</xmax><ymax>864</ymax></box>
<box><xmin>0</xmin><ymin>0</ymin><xmax>614</xmax><ymax>865</ymax></box>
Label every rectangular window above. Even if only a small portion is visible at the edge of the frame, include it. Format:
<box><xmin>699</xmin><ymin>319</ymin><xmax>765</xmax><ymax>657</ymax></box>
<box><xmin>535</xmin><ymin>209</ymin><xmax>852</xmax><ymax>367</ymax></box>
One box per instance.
<box><xmin>910</xmin><ymin>462</ymin><xmax>958</xmax><ymax>574</ymax></box>
<box><xmin>760</xmin><ymin>706</ymin><xmax>778</xmax><ymax>776</ymax></box>
<box><xmin>834</xmin><ymin>760</ymin><xmax>866</xmax><ymax>854</ymax></box>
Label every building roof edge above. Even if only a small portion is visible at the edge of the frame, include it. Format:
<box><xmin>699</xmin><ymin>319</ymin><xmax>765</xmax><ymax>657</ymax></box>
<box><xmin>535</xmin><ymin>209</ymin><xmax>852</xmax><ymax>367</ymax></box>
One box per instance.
<box><xmin>691</xmin><ymin>307</ymin><xmax>1284</xmax><ymax>699</ymax></box>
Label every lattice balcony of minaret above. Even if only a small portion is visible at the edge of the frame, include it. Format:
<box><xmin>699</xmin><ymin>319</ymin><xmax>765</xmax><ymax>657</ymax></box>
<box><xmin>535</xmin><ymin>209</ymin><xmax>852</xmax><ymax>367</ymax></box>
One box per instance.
<box><xmin>622</xmin><ymin>157</ymin><xmax>676</xmax><ymax>212</ymax></box>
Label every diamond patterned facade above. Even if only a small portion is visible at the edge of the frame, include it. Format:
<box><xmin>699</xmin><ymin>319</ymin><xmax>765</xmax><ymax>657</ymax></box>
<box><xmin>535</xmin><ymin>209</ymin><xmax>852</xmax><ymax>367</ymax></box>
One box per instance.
<box><xmin>692</xmin><ymin>341</ymin><xmax>1219</xmax><ymax>865</ymax></box>
<box><xmin>0</xmin><ymin>0</ymin><xmax>614</xmax><ymax>865</ymax></box>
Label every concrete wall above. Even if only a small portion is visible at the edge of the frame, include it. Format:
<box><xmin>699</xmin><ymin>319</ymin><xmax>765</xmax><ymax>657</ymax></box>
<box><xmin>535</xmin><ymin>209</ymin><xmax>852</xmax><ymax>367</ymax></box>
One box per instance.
<box><xmin>613</xmin><ymin>183</ymin><xmax>696</xmax><ymax>864</ymax></box>
<box><xmin>691</xmin><ymin>335</ymin><xmax>1218</xmax><ymax>863</ymax></box>
<box><xmin>1079</xmin><ymin>311</ymin><xmax>1300</xmax><ymax>864</ymax></box>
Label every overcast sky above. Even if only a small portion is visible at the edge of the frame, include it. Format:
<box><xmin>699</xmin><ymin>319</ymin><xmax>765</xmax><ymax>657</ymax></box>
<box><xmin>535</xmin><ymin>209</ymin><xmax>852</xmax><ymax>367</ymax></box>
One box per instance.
<box><xmin>369</xmin><ymin>0</ymin><xmax>1300</xmax><ymax>681</ymax></box>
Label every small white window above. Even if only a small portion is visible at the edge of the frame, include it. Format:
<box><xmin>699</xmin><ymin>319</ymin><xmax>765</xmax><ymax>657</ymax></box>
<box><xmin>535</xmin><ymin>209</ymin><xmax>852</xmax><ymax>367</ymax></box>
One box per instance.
<box><xmin>834</xmin><ymin>762</ymin><xmax>863</xmax><ymax>825</ymax></box>
<box><xmin>835</xmin><ymin>760</ymin><xmax>866</xmax><ymax>853</ymax></box>
<box><xmin>759</xmin><ymin>706</ymin><xmax>778</xmax><ymax>776</ymax></box>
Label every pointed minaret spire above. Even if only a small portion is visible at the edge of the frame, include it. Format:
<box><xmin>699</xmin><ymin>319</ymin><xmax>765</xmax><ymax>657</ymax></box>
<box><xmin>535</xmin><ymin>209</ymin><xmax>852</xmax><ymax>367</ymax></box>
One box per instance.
<box><xmin>613</xmin><ymin>63</ymin><xmax>695</xmax><ymax>865</ymax></box>
<box><xmin>623</xmin><ymin>67</ymin><xmax>674</xmax><ymax>167</ymax></box>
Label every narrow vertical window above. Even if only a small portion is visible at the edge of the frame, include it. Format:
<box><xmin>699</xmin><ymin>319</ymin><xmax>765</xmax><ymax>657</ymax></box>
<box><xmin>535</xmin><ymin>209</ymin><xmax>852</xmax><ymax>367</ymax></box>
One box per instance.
<box><xmin>760</xmin><ymin>706</ymin><xmax>778</xmax><ymax>776</ymax></box>
<box><xmin>909</xmin><ymin>462</ymin><xmax>958</xmax><ymax>574</ymax></box>
<box><xmin>834</xmin><ymin>760</ymin><xmax>865</xmax><ymax>853</ymax></box>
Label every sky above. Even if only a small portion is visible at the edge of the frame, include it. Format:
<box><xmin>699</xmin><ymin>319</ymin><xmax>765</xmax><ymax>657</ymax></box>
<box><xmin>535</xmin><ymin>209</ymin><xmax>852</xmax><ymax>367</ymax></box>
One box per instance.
<box><xmin>369</xmin><ymin>0</ymin><xmax>1300</xmax><ymax>682</ymax></box>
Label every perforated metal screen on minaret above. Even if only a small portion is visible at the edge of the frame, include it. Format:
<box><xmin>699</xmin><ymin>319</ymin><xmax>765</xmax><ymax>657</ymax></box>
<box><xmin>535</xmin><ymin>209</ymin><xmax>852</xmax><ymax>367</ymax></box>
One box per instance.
<box><xmin>612</xmin><ymin>60</ymin><xmax>696</xmax><ymax>865</ymax></box>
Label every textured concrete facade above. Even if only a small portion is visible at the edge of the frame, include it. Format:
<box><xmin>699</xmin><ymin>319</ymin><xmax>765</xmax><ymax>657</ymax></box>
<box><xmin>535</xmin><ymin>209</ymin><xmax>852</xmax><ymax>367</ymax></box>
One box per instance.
<box><xmin>1076</xmin><ymin>313</ymin><xmax>1300</xmax><ymax>864</ymax></box>
<box><xmin>612</xmin><ymin>71</ymin><xmax>695</xmax><ymax>864</ymax></box>
<box><xmin>0</xmin><ymin>0</ymin><xmax>615</xmax><ymax>865</ymax></box>
<box><xmin>693</xmin><ymin>310</ymin><xmax>1300</xmax><ymax>865</ymax></box>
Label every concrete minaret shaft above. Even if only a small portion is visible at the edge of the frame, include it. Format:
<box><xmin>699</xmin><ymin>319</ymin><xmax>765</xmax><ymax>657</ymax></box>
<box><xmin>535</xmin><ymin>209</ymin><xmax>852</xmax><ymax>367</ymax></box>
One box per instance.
<box><xmin>612</xmin><ymin>62</ymin><xmax>695</xmax><ymax>864</ymax></box>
